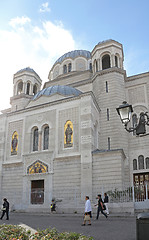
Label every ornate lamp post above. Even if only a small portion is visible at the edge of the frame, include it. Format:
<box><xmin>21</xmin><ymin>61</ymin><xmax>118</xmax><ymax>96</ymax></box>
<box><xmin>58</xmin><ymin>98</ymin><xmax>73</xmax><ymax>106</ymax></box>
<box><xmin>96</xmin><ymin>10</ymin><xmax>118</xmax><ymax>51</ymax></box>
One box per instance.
<box><xmin>116</xmin><ymin>101</ymin><xmax>149</xmax><ymax>135</ymax></box>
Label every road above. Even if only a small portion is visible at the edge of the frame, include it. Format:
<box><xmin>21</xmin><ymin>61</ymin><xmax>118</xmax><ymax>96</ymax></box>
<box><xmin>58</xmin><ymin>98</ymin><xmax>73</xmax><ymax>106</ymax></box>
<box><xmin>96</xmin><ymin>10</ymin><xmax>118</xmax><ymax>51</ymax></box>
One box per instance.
<box><xmin>0</xmin><ymin>212</ymin><xmax>136</xmax><ymax>240</ymax></box>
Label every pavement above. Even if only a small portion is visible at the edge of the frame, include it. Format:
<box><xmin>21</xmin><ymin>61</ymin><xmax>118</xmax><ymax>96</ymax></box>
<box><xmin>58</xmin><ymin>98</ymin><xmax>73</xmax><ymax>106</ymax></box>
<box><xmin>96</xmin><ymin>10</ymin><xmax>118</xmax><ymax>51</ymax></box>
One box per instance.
<box><xmin>0</xmin><ymin>212</ymin><xmax>136</xmax><ymax>240</ymax></box>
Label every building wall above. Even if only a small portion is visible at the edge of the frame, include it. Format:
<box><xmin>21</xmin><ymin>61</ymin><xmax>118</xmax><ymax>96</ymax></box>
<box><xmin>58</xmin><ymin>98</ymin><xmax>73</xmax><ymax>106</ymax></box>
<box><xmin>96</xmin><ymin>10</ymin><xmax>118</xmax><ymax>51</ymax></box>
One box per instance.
<box><xmin>1</xmin><ymin>40</ymin><xmax>149</xmax><ymax>212</ymax></box>
<box><xmin>1</xmin><ymin>162</ymin><xmax>24</xmax><ymax>210</ymax></box>
<box><xmin>53</xmin><ymin>156</ymin><xmax>81</xmax><ymax>206</ymax></box>
<box><xmin>92</xmin><ymin>149</ymin><xmax>128</xmax><ymax>199</ymax></box>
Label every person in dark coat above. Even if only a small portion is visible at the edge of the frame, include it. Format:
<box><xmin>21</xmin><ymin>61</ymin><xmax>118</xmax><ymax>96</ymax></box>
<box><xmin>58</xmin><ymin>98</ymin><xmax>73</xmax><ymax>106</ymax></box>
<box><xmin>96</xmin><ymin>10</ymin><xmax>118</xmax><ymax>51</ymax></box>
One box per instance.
<box><xmin>95</xmin><ymin>194</ymin><xmax>108</xmax><ymax>220</ymax></box>
<box><xmin>104</xmin><ymin>192</ymin><xmax>109</xmax><ymax>215</ymax></box>
<box><xmin>0</xmin><ymin>198</ymin><xmax>9</xmax><ymax>220</ymax></box>
<box><xmin>50</xmin><ymin>199</ymin><xmax>56</xmax><ymax>213</ymax></box>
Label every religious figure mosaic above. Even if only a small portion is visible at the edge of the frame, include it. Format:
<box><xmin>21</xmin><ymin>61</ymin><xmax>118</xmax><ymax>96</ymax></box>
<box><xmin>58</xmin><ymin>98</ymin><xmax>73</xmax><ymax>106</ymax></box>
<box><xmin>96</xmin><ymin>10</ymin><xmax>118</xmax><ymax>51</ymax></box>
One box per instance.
<box><xmin>27</xmin><ymin>160</ymin><xmax>48</xmax><ymax>174</ymax></box>
<box><xmin>11</xmin><ymin>131</ymin><xmax>18</xmax><ymax>155</ymax></box>
<box><xmin>64</xmin><ymin>120</ymin><xmax>73</xmax><ymax>148</ymax></box>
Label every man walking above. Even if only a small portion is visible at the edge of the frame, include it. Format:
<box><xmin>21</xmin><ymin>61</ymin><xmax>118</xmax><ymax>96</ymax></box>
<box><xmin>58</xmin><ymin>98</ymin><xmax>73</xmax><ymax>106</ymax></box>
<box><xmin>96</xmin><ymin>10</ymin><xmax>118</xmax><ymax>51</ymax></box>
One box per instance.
<box><xmin>95</xmin><ymin>194</ymin><xmax>108</xmax><ymax>220</ymax></box>
<box><xmin>82</xmin><ymin>196</ymin><xmax>92</xmax><ymax>226</ymax></box>
<box><xmin>104</xmin><ymin>192</ymin><xmax>109</xmax><ymax>215</ymax></box>
<box><xmin>0</xmin><ymin>198</ymin><xmax>9</xmax><ymax>220</ymax></box>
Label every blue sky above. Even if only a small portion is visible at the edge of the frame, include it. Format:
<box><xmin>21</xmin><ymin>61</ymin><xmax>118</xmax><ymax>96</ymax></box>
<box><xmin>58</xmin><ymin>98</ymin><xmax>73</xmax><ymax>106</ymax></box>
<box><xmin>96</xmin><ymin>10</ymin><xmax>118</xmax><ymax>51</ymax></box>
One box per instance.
<box><xmin>0</xmin><ymin>0</ymin><xmax>149</xmax><ymax>110</ymax></box>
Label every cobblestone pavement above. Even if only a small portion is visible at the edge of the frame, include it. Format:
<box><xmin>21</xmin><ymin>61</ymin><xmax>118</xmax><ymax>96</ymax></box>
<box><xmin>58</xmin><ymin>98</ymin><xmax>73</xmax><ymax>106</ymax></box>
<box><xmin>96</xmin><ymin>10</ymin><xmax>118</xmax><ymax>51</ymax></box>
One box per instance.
<box><xmin>0</xmin><ymin>212</ymin><xmax>136</xmax><ymax>240</ymax></box>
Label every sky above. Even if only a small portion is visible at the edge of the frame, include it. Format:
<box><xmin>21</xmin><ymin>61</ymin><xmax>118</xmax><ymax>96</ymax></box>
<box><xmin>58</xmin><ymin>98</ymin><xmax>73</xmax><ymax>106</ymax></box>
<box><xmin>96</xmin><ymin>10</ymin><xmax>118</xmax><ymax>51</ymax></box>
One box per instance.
<box><xmin>0</xmin><ymin>0</ymin><xmax>149</xmax><ymax>111</ymax></box>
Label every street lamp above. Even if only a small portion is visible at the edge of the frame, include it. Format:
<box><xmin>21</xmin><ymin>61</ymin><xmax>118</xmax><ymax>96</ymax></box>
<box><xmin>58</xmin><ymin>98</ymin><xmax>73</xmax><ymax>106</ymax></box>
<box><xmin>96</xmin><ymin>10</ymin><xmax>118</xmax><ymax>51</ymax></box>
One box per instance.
<box><xmin>116</xmin><ymin>101</ymin><xmax>149</xmax><ymax>135</ymax></box>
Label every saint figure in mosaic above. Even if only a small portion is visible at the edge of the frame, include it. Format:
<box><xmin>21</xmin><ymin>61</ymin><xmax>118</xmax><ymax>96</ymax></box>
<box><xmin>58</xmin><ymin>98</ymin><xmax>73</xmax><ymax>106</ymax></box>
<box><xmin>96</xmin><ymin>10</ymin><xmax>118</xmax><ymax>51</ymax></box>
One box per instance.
<box><xmin>64</xmin><ymin>121</ymin><xmax>73</xmax><ymax>148</ymax></box>
<box><xmin>11</xmin><ymin>132</ymin><xmax>18</xmax><ymax>155</ymax></box>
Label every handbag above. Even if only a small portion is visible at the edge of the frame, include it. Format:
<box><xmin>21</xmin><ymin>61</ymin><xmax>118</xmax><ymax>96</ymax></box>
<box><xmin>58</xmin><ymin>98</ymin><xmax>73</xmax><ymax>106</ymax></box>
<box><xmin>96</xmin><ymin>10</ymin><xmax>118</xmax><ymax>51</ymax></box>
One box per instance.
<box><xmin>103</xmin><ymin>204</ymin><xmax>106</xmax><ymax>210</ymax></box>
<box><xmin>84</xmin><ymin>214</ymin><xmax>90</xmax><ymax>221</ymax></box>
<box><xmin>1</xmin><ymin>207</ymin><xmax>6</xmax><ymax>211</ymax></box>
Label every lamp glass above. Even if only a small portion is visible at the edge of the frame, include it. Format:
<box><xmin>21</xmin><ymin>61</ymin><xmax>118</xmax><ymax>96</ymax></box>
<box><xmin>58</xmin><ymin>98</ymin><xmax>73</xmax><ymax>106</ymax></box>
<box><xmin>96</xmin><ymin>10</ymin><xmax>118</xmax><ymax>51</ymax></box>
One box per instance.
<box><xmin>119</xmin><ymin>106</ymin><xmax>132</xmax><ymax>124</ymax></box>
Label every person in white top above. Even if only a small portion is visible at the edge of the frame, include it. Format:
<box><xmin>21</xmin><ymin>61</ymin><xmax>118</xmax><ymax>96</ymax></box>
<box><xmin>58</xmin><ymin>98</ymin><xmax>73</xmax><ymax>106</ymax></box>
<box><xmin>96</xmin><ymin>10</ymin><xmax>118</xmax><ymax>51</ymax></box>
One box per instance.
<box><xmin>82</xmin><ymin>196</ymin><xmax>92</xmax><ymax>226</ymax></box>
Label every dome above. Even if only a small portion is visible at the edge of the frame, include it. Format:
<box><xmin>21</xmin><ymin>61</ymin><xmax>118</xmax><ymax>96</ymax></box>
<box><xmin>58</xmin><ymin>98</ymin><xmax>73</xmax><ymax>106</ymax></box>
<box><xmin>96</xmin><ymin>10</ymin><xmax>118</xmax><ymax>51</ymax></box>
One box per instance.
<box><xmin>54</xmin><ymin>50</ymin><xmax>91</xmax><ymax>65</ymax></box>
<box><xmin>15</xmin><ymin>67</ymin><xmax>40</xmax><ymax>78</ymax></box>
<box><xmin>33</xmin><ymin>85</ymin><xmax>82</xmax><ymax>100</ymax></box>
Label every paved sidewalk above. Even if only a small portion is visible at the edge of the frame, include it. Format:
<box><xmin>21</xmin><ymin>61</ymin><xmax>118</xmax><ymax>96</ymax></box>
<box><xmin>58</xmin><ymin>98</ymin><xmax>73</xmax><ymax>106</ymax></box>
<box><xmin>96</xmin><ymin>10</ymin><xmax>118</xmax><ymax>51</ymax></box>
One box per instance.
<box><xmin>0</xmin><ymin>212</ymin><xmax>136</xmax><ymax>240</ymax></box>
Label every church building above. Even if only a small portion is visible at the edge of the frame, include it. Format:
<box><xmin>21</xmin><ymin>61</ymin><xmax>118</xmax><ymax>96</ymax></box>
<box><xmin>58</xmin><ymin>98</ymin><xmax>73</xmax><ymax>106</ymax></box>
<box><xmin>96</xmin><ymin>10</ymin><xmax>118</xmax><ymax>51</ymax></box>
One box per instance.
<box><xmin>0</xmin><ymin>39</ymin><xmax>149</xmax><ymax>212</ymax></box>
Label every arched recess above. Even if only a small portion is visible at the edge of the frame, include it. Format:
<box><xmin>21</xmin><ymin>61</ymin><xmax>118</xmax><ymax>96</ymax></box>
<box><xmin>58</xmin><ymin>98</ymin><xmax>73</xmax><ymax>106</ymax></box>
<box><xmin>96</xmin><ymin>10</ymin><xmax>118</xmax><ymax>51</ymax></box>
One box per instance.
<box><xmin>63</xmin><ymin>64</ymin><xmax>67</xmax><ymax>74</ymax></box>
<box><xmin>68</xmin><ymin>63</ymin><xmax>72</xmax><ymax>72</ymax></box>
<box><xmin>26</xmin><ymin>82</ymin><xmax>31</xmax><ymax>95</ymax></box>
<box><xmin>115</xmin><ymin>53</ymin><xmax>120</xmax><ymax>67</ymax></box>
<box><xmin>32</xmin><ymin>127</ymin><xmax>39</xmax><ymax>151</ymax></box>
<box><xmin>11</xmin><ymin>131</ymin><xmax>18</xmax><ymax>155</ymax></box>
<box><xmin>115</xmin><ymin>55</ymin><xmax>118</xmax><ymax>67</ymax></box>
<box><xmin>27</xmin><ymin>160</ymin><xmax>48</xmax><ymax>174</ymax></box>
<box><xmin>93</xmin><ymin>59</ymin><xmax>98</xmax><ymax>73</ymax></box>
<box><xmin>42</xmin><ymin>125</ymin><xmax>49</xmax><ymax>150</ymax></box>
<box><xmin>33</xmin><ymin>84</ymin><xmax>38</xmax><ymax>95</ymax></box>
<box><xmin>146</xmin><ymin>157</ymin><xmax>149</xmax><ymax>169</ymax></box>
<box><xmin>102</xmin><ymin>54</ymin><xmax>111</xmax><ymax>70</ymax></box>
<box><xmin>133</xmin><ymin>159</ymin><xmax>137</xmax><ymax>170</ymax></box>
<box><xmin>138</xmin><ymin>155</ymin><xmax>144</xmax><ymax>169</ymax></box>
<box><xmin>89</xmin><ymin>62</ymin><xmax>92</xmax><ymax>71</ymax></box>
<box><xmin>17</xmin><ymin>81</ymin><xmax>23</xmax><ymax>95</ymax></box>
<box><xmin>64</xmin><ymin>120</ymin><xmax>73</xmax><ymax>148</ymax></box>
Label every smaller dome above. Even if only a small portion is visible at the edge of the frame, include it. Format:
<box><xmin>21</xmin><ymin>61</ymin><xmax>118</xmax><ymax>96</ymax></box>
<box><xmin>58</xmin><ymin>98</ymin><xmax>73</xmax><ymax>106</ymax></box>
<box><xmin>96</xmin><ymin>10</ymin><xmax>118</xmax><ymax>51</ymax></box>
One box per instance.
<box><xmin>54</xmin><ymin>50</ymin><xmax>91</xmax><ymax>65</ymax></box>
<box><xmin>33</xmin><ymin>85</ymin><xmax>82</xmax><ymax>100</ymax></box>
<box><xmin>15</xmin><ymin>67</ymin><xmax>40</xmax><ymax>78</ymax></box>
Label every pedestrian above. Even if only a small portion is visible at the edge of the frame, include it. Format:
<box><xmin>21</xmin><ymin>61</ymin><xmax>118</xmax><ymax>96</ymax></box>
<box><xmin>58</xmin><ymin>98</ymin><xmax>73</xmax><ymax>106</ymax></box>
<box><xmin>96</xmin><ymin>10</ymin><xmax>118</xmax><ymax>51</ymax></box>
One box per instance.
<box><xmin>50</xmin><ymin>199</ymin><xmax>56</xmax><ymax>213</ymax></box>
<box><xmin>95</xmin><ymin>194</ymin><xmax>108</xmax><ymax>220</ymax></box>
<box><xmin>0</xmin><ymin>198</ymin><xmax>9</xmax><ymax>220</ymax></box>
<box><xmin>82</xmin><ymin>196</ymin><xmax>92</xmax><ymax>226</ymax></box>
<box><xmin>104</xmin><ymin>192</ymin><xmax>109</xmax><ymax>215</ymax></box>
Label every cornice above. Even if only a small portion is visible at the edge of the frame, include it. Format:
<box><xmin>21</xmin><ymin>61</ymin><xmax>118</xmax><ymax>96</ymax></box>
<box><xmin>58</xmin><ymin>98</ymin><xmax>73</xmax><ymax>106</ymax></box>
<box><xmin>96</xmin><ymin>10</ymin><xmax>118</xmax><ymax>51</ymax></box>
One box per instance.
<box><xmin>91</xmin><ymin>40</ymin><xmax>123</xmax><ymax>56</ymax></box>
<box><xmin>126</xmin><ymin>71</ymin><xmax>149</xmax><ymax>82</ymax></box>
<box><xmin>92</xmin><ymin>67</ymin><xmax>126</xmax><ymax>82</ymax></box>
<box><xmin>45</xmin><ymin>70</ymin><xmax>92</xmax><ymax>88</ymax></box>
<box><xmin>10</xmin><ymin>94</ymin><xmax>32</xmax><ymax>101</ymax></box>
<box><xmin>7</xmin><ymin>91</ymin><xmax>97</xmax><ymax>117</ymax></box>
<box><xmin>92</xmin><ymin>148</ymin><xmax>126</xmax><ymax>159</ymax></box>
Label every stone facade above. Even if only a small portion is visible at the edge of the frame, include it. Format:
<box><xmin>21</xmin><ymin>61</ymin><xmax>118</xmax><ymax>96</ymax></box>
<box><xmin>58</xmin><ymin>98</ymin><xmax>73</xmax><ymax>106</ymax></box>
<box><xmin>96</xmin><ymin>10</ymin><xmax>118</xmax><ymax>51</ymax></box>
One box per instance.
<box><xmin>0</xmin><ymin>39</ymin><xmax>149</xmax><ymax>212</ymax></box>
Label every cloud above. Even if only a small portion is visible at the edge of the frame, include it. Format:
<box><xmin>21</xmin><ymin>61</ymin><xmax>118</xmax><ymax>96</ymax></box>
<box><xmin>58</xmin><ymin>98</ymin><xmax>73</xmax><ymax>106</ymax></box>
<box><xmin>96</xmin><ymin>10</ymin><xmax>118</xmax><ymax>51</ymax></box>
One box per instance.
<box><xmin>9</xmin><ymin>16</ymin><xmax>31</xmax><ymax>28</ymax></box>
<box><xmin>39</xmin><ymin>2</ymin><xmax>51</xmax><ymax>12</ymax></box>
<box><xmin>0</xmin><ymin>17</ymin><xmax>78</xmax><ymax>111</ymax></box>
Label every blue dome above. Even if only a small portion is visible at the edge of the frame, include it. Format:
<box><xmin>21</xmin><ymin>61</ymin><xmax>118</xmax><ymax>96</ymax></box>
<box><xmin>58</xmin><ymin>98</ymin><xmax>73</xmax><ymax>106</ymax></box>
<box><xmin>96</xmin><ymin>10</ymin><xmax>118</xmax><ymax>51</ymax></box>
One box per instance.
<box><xmin>33</xmin><ymin>85</ymin><xmax>82</xmax><ymax>100</ymax></box>
<box><xmin>15</xmin><ymin>67</ymin><xmax>39</xmax><ymax>77</ymax></box>
<box><xmin>54</xmin><ymin>50</ymin><xmax>91</xmax><ymax>65</ymax></box>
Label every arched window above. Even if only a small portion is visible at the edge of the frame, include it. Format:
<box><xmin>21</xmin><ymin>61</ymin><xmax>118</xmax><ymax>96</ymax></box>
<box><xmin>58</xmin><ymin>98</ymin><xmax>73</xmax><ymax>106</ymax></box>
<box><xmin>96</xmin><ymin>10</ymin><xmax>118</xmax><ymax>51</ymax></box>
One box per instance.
<box><xmin>89</xmin><ymin>63</ymin><xmax>92</xmax><ymax>71</ymax></box>
<box><xmin>68</xmin><ymin>63</ymin><xmax>72</xmax><ymax>72</ymax></box>
<box><xmin>26</xmin><ymin>82</ymin><xmax>30</xmax><ymax>95</ymax></box>
<box><xmin>108</xmin><ymin>137</ymin><xmax>110</xmax><ymax>150</ymax></box>
<box><xmin>138</xmin><ymin>155</ymin><xmax>144</xmax><ymax>169</ymax></box>
<box><xmin>63</xmin><ymin>65</ymin><xmax>67</xmax><ymax>74</ymax></box>
<box><xmin>107</xmin><ymin>108</ymin><xmax>109</xmax><ymax>121</ymax></box>
<box><xmin>96</xmin><ymin>60</ymin><xmax>98</xmax><ymax>72</ymax></box>
<box><xmin>17</xmin><ymin>81</ymin><xmax>23</xmax><ymax>95</ymax></box>
<box><xmin>133</xmin><ymin>159</ymin><xmax>137</xmax><ymax>170</ymax></box>
<box><xmin>33</xmin><ymin>84</ymin><xmax>37</xmax><ymax>95</ymax></box>
<box><xmin>115</xmin><ymin>56</ymin><xmax>118</xmax><ymax>67</ymax></box>
<box><xmin>102</xmin><ymin>54</ymin><xmax>111</xmax><ymax>70</ymax></box>
<box><xmin>33</xmin><ymin>128</ymin><xmax>38</xmax><ymax>151</ymax></box>
<box><xmin>43</xmin><ymin>126</ymin><xmax>49</xmax><ymax>150</ymax></box>
<box><xmin>146</xmin><ymin>157</ymin><xmax>149</xmax><ymax>169</ymax></box>
<box><xmin>106</xmin><ymin>81</ymin><xmax>108</xmax><ymax>93</ymax></box>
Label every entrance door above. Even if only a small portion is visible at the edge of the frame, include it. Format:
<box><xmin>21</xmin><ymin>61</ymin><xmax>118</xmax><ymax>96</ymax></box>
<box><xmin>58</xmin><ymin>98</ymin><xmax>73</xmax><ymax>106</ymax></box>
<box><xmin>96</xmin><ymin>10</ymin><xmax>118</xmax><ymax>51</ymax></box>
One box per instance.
<box><xmin>31</xmin><ymin>180</ymin><xmax>44</xmax><ymax>204</ymax></box>
<box><xmin>134</xmin><ymin>173</ymin><xmax>149</xmax><ymax>201</ymax></box>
